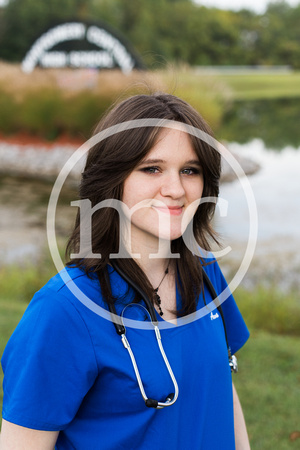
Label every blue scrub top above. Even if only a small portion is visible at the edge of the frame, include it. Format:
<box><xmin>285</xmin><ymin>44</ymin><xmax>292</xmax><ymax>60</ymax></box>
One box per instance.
<box><xmin>1</xmin><ymin>259</ymin><xmax>249</xmax><ymax>449</ymax></box>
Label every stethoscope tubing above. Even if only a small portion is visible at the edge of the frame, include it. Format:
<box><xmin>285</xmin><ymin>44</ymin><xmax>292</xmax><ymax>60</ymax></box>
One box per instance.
<box><xmin>108</xmin><ymin>261</ymin><xmax>179</xmax><ymax>408</ymax></box>
<box><xmin>120</xmin><ymin>325</ymin><xmax>179</xmax><ymax>408</ymax></box>
<box><xmin>106</xmin><ymin>260</ymin><xmax>237</xmax><ymax>409</ymax></box>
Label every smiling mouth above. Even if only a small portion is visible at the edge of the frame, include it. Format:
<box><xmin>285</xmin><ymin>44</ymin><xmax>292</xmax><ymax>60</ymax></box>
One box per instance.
<box><xmin>152</xmin><ymin>206</ymin><xmax>183</xmax><ymax>216</ymax></box>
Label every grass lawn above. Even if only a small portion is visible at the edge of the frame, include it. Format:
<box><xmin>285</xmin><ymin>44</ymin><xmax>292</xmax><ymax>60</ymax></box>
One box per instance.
<box><xmin>216</xmin><ymin>72</ymin><xmax>300</xmax><ymax>101</ymax></box>
<box><xmin>234</xmin><ymin>330</ymin><xmax>300</xmax><ymax>449</ymax></box>
<box><xmin>0</xmin><ymin>295</ymin><xmax>28</xmax><ymax>411</ymax></box>
<box><xmin>0</xmin><ymin>267</ymin><xmax>299</xmax><ymax>449</ymax></box>
<box><xmin>161</xmin><ymin>69</ymin><xmax>300</xmax><ymax>131</ymax></box>
<box><xmin>162</xmin><ymin>68</ymin><xmax>300</xmax><ymax>104</ymax></box>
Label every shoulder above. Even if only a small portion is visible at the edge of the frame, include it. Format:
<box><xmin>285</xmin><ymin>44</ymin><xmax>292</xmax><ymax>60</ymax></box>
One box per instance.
<box><xmin>3</xmin><ymin>267</ymin><xmax>103</xmax><ymax>346</ymax></box>
<box><xmin>42</xmin><ymin>266</ymin><xmax>100</xmax><ymax>298</ymax></box>
<box><xmin>1</xmin><ymin>267</ymin><xmax>102</xmax><ymax>431</ymax></box>
<box><xmin>40</xmin><ymin>265</ymin><xmax>129</xmax><ymax>304</ymax></box>
<box><xmin>12</xmin><ymin>265</ymin><xmax>133</xmax><ymax>336</ymax></box>
<box><xmin>2</xmin><ymin>267</ymin><xmax>108</xmax><ymax>362</ymax></box>
<box><xmin>31</xmin><ymin>266</ymin><xmax>105</xmax><ymax>316</ymax></box>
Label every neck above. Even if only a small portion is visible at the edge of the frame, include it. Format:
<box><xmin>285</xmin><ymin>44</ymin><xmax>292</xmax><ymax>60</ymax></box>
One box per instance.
<box><xmin>135</xmin><ymin>254</ymin><xmax>170</xmax><ymax>279</ymax></box>
<box><xmin>124</xmin><ymin>232</ymin><xmax>173</xmax><ymax>275</ymax></box>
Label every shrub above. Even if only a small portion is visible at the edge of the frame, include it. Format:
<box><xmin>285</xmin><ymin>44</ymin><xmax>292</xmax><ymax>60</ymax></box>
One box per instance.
<box><xmin>0</xmin><ymin>88</ymin><xmax>18</xmax><ymax>134</ymax></box>
<box><xmin>61</xmin><ymin>91</ymin><xmax>113</xmax><ymax>139</ymax></box>
<box><xmin>18</xmin><ymin>88</ymin><xmax>66</xmax><ymax>140</ymax></box>
<box><xmin>235</xmin><ymin>287</ymin><xmax>300</xmax><ymax>336</ymax></box>
<box><xmin>0</xmin><ymin>64</ymin><xmax>228</xmax><ymax>140</ymax></box>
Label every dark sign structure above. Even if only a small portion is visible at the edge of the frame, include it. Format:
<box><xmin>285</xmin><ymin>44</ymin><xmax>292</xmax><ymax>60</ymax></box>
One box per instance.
<box><xmin>22</xmin><ymin>22</ymin><xmax>144</xmax><ymax>73</ymax></box>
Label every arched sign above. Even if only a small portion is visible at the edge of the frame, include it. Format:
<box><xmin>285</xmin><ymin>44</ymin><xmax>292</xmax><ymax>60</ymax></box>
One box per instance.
<box><xmin>22</xmin><ymin>22</ymin><xmax>144</xmax><ymax>74</ymax></box>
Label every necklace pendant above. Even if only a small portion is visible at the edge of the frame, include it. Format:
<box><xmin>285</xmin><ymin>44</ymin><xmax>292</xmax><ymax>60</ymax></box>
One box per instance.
<box><xmin>155</xmin><ymin>293</ymin><xmax>161</xmax><ymax>305</ymax></box>
<box><xmin>154</xmin><ymin>293</ymin><xmax>163</xmax><ymax>316</ymax></box>
<box><xmin>152</xmin><ymin>262</ymin><xmax>169</xmax><ymax>318</ymax></box>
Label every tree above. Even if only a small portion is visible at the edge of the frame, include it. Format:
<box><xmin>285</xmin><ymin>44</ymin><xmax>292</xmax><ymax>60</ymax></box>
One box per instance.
<box><xmin>0</xmin><ymin>0</ymin><xmax>93</xmax><ymax>61</ymax></box>
<box><xmin>1</xmin><ymin>0</ymin><xmax>300</xmax><ymax>68</ymax></box>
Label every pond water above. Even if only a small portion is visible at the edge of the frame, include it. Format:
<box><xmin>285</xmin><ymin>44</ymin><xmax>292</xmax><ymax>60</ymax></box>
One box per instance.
<box><xmin>0</xmin><ymin>176</ymin><xmax>76</xmax><ymax>264</ymax></box>
<box><xmin>214</xmin><ymin>98</ymin><xmax>300</xmax><ymax>291</ymax></box>
<box><xmin>217</xmin><ymin>139</ymin><xmax>300</xmax><ymax>291</ymax></box>
<box><xmin>218</xmin><ymin>98</ymin><xmax>300</xmax><ymax>150</ymax></box>
<box><xmin>0</xmin><ymin>98</ymin><xmax>299</xmax><ymax>291</ymax></box>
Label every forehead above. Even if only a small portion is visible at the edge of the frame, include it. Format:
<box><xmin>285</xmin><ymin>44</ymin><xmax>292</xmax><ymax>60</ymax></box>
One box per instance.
<box><xmin>146</xmin><ymin>128</ymin><xmax>198</xmax><ymax>159</ymax></box>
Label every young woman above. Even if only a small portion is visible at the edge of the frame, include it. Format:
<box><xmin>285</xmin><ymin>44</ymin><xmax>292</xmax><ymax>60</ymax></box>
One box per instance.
<box><xmin>1</xmin><ymin>93</ymin><xmax>250</xmax><ymax>449</ymax></box>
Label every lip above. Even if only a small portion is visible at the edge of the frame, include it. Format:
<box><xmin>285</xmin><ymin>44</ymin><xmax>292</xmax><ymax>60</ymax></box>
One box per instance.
<box><xmin>153</xmin><ymin>206</ymin><xmax>183</xmax><ymax>216</ymax></box>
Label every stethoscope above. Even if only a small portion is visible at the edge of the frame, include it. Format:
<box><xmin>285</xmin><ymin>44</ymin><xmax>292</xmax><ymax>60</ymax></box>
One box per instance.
<box><xmin>107</xmin><ymin>260</ymin><xmax>238</xmax><ymax>409</ymax></box>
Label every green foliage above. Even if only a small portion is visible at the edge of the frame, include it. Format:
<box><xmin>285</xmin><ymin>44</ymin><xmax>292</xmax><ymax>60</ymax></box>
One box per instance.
<box><xmin>0</xmin><ymin>0</ymin><xmax>93</xmax><ymax>61</ymax></box>
<box><xmin>0</xmin><ymin>85</ymin><xmax>117</xmax><ymax>140</ymax></box>
<box><xmin>0</xmin><ymin>88</ymin><xmax>18</xmax><ymax>134</ymax></box>
<box><xmin>218</xmin><ymin>72</ymin><xmax>300</xmax><ymax>101</ymax></box>
<box><xmin>0</xmin><ymin>66</ymin><xmax>230</xmax><ymax>139</ymax></box>
<box><xmin>1</xmin><ymin>68</ymin><xmax>300</xmax><ymax>141</ymax></box>
<box><xmin>82</xmin><ymin>0</ymin><xmax>300</xmax><ymax>69</ymax></box>
<box><xmin>18</xmin><ymin>88</ymin><xmax>65</xmax><ymax>139</ymax></box>
<box><xmin>234</xmin><ymin>330</ymin><xmax>300</xmax><ymax>449</ymax></box>
<box><xmin>0</xmin><ymin>262</ymin><xmax>56</xmax><ymax>304</ymax></box>
<box><xmin>218</xmin><ymin>97</ymin><xmax>300</xmax><ymax>148</ymax></box>
<box><xmin>1</xmin><ymin>0</ymin><xmax>300</xmax><ymax>68</ymax></box>
<box><xmin>164</xmin><ymin>69</ymin><xmax>226</xmax><ymax>129</ymax></box>
<box><xmin>62</xmin><ymin>91</ymin><xmax>113</xmax><ymax>138</ymax></box>
<box><xmin>235</xmin><ymin>286</ymin><xmax>300</xmax><ymax>336</ymax></box>
<box><xmin>18</xmin><ymin>88</ymin><xmax>109</xmax><ymax>140</ymax></box>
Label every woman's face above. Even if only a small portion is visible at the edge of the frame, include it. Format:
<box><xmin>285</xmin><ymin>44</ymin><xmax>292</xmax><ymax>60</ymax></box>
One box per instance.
<box><xmin>122</xmin><ymin>128</ymin><xmax>204</xmax><ymax>250</ymax></box>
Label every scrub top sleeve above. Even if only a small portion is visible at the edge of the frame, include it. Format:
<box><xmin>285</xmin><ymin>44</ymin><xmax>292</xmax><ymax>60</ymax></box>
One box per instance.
<box><xmin>1</xmin><ymin>287</ymin><xmax>99</xmax><ymax>431</ymax></box>
<box><xmin>203</xmin><ymin>259</ymin><xmax>250</xmax><ymax>355</ymax></box>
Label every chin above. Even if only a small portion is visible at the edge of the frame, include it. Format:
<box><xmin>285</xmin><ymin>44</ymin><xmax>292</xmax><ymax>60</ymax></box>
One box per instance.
<box><xmin>155</xmin><ymin>228</ymin><xmax>184</xmax><ymax>242</ymax></box>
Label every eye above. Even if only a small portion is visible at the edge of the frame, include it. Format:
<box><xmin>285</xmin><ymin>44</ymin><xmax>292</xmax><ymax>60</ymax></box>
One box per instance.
<box><xmin>181</xmin><ymin>167</ymin><xmax>201</xmax><ymax>175</ymax></box>
<box><xmin>140</xmin><ymin>166</ymin><xmax>160</xmax><ymax>174</ymax></box>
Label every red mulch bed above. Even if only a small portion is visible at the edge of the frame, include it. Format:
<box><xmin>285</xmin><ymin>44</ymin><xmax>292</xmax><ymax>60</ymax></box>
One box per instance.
<box><xmin>0</xmin><ymin>132</ymin><xmax>85</xmax><ymax>149</ymax></box>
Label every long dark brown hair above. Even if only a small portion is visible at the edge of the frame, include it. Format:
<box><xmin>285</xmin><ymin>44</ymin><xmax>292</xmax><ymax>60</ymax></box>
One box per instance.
<box><xmin>66</xmin><ymin>93</ymin><xmax>221</xmax><ymax>316</ymax></box>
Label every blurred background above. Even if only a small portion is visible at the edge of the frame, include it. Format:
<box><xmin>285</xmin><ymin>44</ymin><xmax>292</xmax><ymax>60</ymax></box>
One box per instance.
<box><xmin>0</xmin><ymin>0</ymin><xmax>299</xmax><ymax>448</ymax></box>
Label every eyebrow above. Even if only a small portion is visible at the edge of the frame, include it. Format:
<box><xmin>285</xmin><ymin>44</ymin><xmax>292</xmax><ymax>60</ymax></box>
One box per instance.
<box><xmin>140</xmin><ymin>159</ymin><xmax>201</xmax><ymax>165</ymax></box>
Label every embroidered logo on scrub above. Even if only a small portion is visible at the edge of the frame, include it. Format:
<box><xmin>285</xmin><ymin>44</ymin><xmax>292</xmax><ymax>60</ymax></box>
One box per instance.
<box><xmin>210</xmin><ymin>311</ymin><xmax>219</xmax><ymax>320</ymax></box>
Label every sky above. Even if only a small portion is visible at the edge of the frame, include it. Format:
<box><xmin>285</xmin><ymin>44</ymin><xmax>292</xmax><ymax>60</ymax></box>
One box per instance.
<box><xmin>0</xmin><ymin>0</ymin><xmax>299</xmax><ymax>12</ymax></box>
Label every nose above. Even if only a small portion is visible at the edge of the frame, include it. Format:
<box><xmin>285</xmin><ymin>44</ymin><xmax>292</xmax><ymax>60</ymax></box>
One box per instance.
<box><xmin>160</xmin><ymin>172</ymin><xmax>185</xmax><ymax>199</ymax></box>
